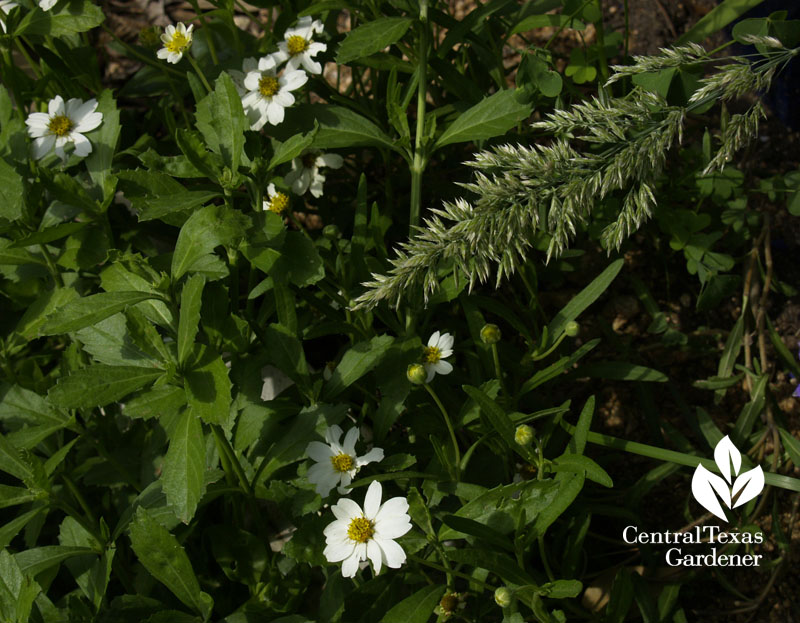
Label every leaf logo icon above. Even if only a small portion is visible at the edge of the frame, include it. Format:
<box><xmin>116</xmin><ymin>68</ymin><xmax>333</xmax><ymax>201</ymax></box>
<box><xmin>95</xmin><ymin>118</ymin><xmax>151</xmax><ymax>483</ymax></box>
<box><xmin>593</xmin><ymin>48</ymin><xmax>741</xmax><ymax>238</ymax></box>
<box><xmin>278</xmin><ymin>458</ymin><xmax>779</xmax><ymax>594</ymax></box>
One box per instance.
<box><xmin>691</xmin><ymin>436</ymin><xmax>765</xmax><ymax>522</ymax></box>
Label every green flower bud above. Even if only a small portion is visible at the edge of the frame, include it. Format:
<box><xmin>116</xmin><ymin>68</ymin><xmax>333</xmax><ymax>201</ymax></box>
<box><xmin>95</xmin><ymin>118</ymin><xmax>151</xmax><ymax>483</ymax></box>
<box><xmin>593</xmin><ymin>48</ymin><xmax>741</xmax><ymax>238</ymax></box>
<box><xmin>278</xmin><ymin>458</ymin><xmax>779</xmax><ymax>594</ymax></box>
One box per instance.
<box><xmin>480</xmin><ymin>323</ymin><xmax>501</xmax><ymax>344</ymax></box>
<box><xmin>407</xmin><ymin>363</ymin><xmax>427</xmax><ymax>385</ymax></box>
<box><xmin>565</xmin><ymin>321</ymin><xmax>579</xmax><ymax>337</ymax></box>
<box><xmin>139</xmin><ymin>26</ymin><xmax>162</xmax><ymax>49</ymax></box>
<box><xmin>323</xmin><ymin>224</ymin><xmax>340</xmax><ymax>240</ymax></box>
<box><xmin>494</xmin><ymin>586</ymin><xmax>512</xmax><ymax>608</ymax></box>
<box><xmin>514</xmin><ymin>424</ymin><xmax>533</xmax><ymax>446</ymax></box>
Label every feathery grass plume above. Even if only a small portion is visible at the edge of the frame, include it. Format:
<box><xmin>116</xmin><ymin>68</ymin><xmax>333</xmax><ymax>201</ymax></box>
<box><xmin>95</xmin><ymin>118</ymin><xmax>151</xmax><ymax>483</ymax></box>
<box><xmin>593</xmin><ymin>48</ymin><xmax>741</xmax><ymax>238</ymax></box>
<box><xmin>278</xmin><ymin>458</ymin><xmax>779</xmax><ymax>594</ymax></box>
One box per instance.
<box><xmin>352</xmin><ymin>42</ymin><xmax>800</xmax><ymax>310</ymax></box>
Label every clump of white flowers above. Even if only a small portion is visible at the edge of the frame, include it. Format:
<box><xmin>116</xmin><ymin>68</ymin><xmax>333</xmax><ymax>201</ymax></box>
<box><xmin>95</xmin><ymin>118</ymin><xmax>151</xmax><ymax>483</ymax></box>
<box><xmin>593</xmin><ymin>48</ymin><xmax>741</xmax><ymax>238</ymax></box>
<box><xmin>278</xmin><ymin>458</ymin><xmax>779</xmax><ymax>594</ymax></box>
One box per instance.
<box><xmin>25</xmin><ymin>95</ymin><xmax>103</xmax><ymax>161</ymax></box>
<box><xmin>238</xmin><ymin>54</ymin><xmax>308</xmax><ymax>130</ymax></box>
<box><xmin>274</xmin><ymin>15</ymin><xmax>327</xmax><ymax>74</ymax></box>
<box><xmin>422</xmin><ymin>331</ymin><xmax>454</xmax><ymax>382</ymax></box>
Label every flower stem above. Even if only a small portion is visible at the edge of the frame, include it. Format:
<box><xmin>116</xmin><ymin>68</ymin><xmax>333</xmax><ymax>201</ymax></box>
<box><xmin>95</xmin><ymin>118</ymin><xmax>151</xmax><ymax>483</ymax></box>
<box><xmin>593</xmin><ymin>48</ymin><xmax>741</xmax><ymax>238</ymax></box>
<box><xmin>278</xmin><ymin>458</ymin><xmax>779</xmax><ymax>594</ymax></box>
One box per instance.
<box><xmin>188</xmin><ymin>54</ymin><xmax>213</xmax><ymax>93</ymax></box>
<box><xmin>423</xmin><ymin>382</ymin><xmax>461</xmax><ymax>478</ymax></box>
<box><xmin>409</xmin><ymin>0</ymin><xmax>429</xmax><ymax>235</ymax></box>
<box><xmin>211</xmin><ymin>425</ymin><xmax>253</xmax><ymax>496</ymax></box>
<box><xmin>490</xmin><ymin>343</ymin><xmax>508</xmax><ymax>396</ymax></box>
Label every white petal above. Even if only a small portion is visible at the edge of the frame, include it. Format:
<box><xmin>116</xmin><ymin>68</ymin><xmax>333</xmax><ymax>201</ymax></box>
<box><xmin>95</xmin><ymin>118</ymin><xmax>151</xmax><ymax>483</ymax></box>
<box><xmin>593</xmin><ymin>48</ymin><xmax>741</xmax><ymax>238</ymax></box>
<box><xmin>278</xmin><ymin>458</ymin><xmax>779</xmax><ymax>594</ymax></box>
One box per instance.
<box><xmin>168</xmin><ymin>52</ymin><xmax>182</xmax><ymax>64</ymax></box>
<box><xmin>300</xmin><ymin>56</ymin><xmax>322</xmax><ymax>75</ymax></box>
<box><xmin>336</xmin><ymin>473</ymin><xmax>352</xmax><ymax>494</ymax></box>
<box><xmin>274</xmin><ymin>90</ymin><xmax>294</xmax><ymax>108</ymax></box>
<box><xmin>323</xmin><ymin>518</ymin><xmax>347</xmax><ymax>538</ymax></box>
<box><xmin>342</xmin><ymin>427</ymin><xmax>359</xmax><ymax>455</ymax></box>
<box><xmin>71</xmin><ymin>98</ymin><xmax>98</xmax><ymax>123</ymax></box>
<box><xmin>356</xmin><ymin>448</ymin><xmax>384</xmax><ymax>467</ymax></box>
<box><xmin>375</xmin><ymin>515</ymin><xmax>412</xmax><ymax>540</ymax></box>
<box><xmin>428</xmin><ymin>331</ymin><xmax>440</xmax><ymax>347</ymax></box>
<box><xmin>325</xmin><ymin>424</ymin><xmax>343</xmax><ymax>446</ymax></box>
<box><xmin>32</xmin><ymin>135</ymin><xmax>55</xmax><ymax>159</ymax></box>
<box><xmin>317</xmin><ymin>153</ymin><xmax>343</xmax><ymax>169</ymax></box>
<box><xmin>363</xmin><ymin>480</ymin><xmax>382</xmax><ymax>519</ymax></box>
<box><xmin>71</xmin><ymin>132</ymin><xmax>92</xmax><ymax>157</ymax></box>
<box><xmin>243</xmin><ymin>72</ymin><xmax>262</xmax><ymax>92</ymax></box>
<box><xmin>25</xmin><ymin>113</ymin><xmax>51</xmax><ymax>137</ymax></box>
<box><xmin>425</xmin><ymin>364</ymin><xmax>435</xmax><ymax>383</ymax></box>
<box><xmin>340</xmin><ymin>549</ymin><xmax>361</xmax><ymax>577</ymax></box>
<box><xmin>331</xmin><ymin>497</ymin><xmax>362</xmax><ymax>521</ymax></box>
<box><xmin>156</xmin><ymin>48</ymin><xmax>170</xmax><ymax>60</ymax></box>
<box><xmin>48</xmin><ymin>95</ymin><xmax>64</xmax><ymax>116</ymax></box>
<box><xmin>281</xmin><ymin>70</ymin><xmax>308</xmax><ymax>91</ymax></box>
<box><xmin>38</xmin><ymin>0</ymin><xmax>58</xmax><ymax>9</ymax></box>
<box><xmin>324</xmin><ymin>538</ymin><xmax>355</xmax><ymax>563</ymax></box>
<box><xmin>367</xmin><ymin>539</ymin><xmax>383</xmax><ymax>575</ymax></box>
<box><xmin>242</xmin><ymin>57</ymin><xmax>259</xmax><ymax>73</ymax></box>
<box><xmin>165</xmin><ymin>24</ymin><xmax>175</xmax><ymax>37</ymax></box>
<box><xmin>64</xmin><ymin>97</ymin><xmax>83</xmax><ymax>118</ymax></box>
<box><xmin>375</xmin><ymin>537</ymin><xmax>406</xmax><ymax>568</ymax></box>
<box><xmin>439</xmin><ymin>333</ymin><xmax>454</xmax><ymax>351</ymax></box>
<box><xmin>433</xmin><ymin>360</ymin><xmax>453</xmax><ymax>376</ymax></box>
<box><xmin>307</xmin><ymin>440</ymin><xmax>336</xmax><ymax>462</ymax></box>
<box><xmin>286</xmin><ymin>167</ymin><xmax>309</xmax><ymax>195</ymax></box>
<box><xmin>75</xmin><ymin>111</ymin><xmax>102</xmax><ymax>133</ymax></box>
<box><xmin>257</xmin><ymin>55</ymin><xmax>277</xmax><ymax>72</ymax></box>
<box><xmin>266</xmin><ymin>101</ymin><xmax>285</xmax><ymax>126</ymax></box>
<box><xmin>308</xmin><ymin>41</ymin><xmax>327</xmax><ymax>56</ymax></box>
<box><xmin>267</xmin><ymin>182</ymin><xmax>277</xmax><ymax>197</ymax></box>
<box><xmin>309</xmin><ymin>174</ymin><xmax>325</xmax><ymax>198</ymax></box>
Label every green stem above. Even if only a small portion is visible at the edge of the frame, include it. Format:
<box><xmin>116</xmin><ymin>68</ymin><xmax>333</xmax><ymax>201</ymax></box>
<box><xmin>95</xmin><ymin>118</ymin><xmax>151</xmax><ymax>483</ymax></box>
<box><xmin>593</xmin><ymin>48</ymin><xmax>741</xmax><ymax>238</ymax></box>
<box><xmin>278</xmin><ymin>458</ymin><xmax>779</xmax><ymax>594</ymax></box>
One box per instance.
<box><xmin>408</xmin><ymin>554</ymin><xmax>495</xmax><ymax>590</ymax></box>
<box><xmin>538</xmin><ymin>536</ymin><xmax>556</xmax><ymax>582</ymax></box>
<box><xmin>423</xmin><ymin>382</ymin><xmax>461</xmax><ymax>478</ymax></box>
<box><xmin>409</xmin><ymin>0</ymin><xmax>429</xmax><ymax>234</ymax></box>
<box><xmin>490</xmin><ymin>343</ymin><xmax>507</xmax><ymax>396</ymax></box>
<box><xmin>39</xmin><ymin>244</ymin><xmax>64</xmax><ymax>287</ymax></box>
<box><xmin>187</xmin><ymin>54</ymin><xmax>213</xmax><ymax>92</ymax></box>
<box><xmin>15</xmin><ymin>38</ymin><xmax>41</xmax><ymax>79</ymax></box>
<box><xmin>211</xmin><ymin>425</ymin><xmax>253</xmax><ymax>496</ymax></box>
<box><xmin>63</xmin><ymin>474</ymin><xmax>97</xmax><ymax>525</ymax></box>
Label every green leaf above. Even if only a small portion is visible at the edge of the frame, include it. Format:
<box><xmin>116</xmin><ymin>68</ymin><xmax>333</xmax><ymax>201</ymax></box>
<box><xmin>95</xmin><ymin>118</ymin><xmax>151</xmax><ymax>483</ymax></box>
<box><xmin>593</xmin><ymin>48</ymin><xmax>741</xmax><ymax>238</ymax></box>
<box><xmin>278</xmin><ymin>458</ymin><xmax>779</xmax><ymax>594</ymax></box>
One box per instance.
<box><xmin>732</xmin><ymin>375</ymin><xmax>767</xmax><ymax>444</ymax></box>
<box><xmin>0</xmin><ymin>384</ymin><xmax>68</xmax><ymax>429</ymax></box>
<box><xmin>677</xmin><ymin>0</ymin><xmax>766</xmax><ymax>44</ymax></box>
<box><xmin>574</xmin><ymin>362</ymin><xmax>668</xmax><ymax>382</ymax></box>
<box><xmin>85</xmin><ymin>90</ymin><xmax>121</xmax><ymax>194</ymax></box>
<box><xmin>262</xmin><ymin>323</ymin><xmax>311</xmax><ymax>391</ymax></box>
<box><xmin>532</xmin><ymin>472</ymin><xmax>585</xmax><ymax>538</ymax></box>
<box><xmin>48</xmin><ymin>366</ymin><xmax>163</xmax><ymax>408</ymax></box>
<box><xmin>123</xmin><ymin>385</ymin><xmax>186</xmax><ymax>420</ymax></box>
<box><xmin>323</xmin><ymin>335</ymin><xmax>394</xmax><ymax>400</ymax></box>
<box><xmin>276</xmin><ymin>232</ymin><xmax>325</xmax><ymax>287</ymax></box>
<box><xmin>545</xmin><ymin>258</ymin><xmax>624</xmax><ymax>348</ymax></box>
<box><xmin>39</xmin><ymin>291</ymin><xmax>162</xmax><ymax>336</ymax></box>
<box><xmin>175</xmin><ymin>129</ymin><xmax>224</xmax><ymax>181</ymax></box>
<box><xmin>512</xmin><ymin>13</ymin><xmax>586</xmax><ymax>34</ymax></box>
<box><xmin>128</xmin><ymin>507</ymin><xmax>214</xmax><ymax>618</ymax></box>
<box><xmin>336</xmin><ymin>17</ymin><xmax>413</xmax><ymax>64</ymax></box>
<box><xmin>75</xmin><ymin>313</ymin><xmax>160</xmax><ymax>368</ymax></box>
<box><xmin>116</xmin><ymin>169</ymin><xmax>219</xmax><ymax>223</ymax></box>
<box><xmin>0</xmin><ymin>158</ymin><xmax>24</xmax><ymax>221</ymax></box>
<box><xmin>778</xmin><ymin>428</ymin><xmax>800</xmax><ymax>469</ymax></box>
<box><xmin>463</xmin><ymin>384</ymin><xmax>524</xmax><ymax>458</ymax></box>
<box><xmin>447</xmin><ymin>548</ymin><xmax>535</xmax><ymax>585</ymax></box>
<box><xmin>269</xmin><ymin>127</ymin><xmax>317</xmax><ymax>169</ymax></box>
<box><xmin>15</xmin><ymin>546</ymin><xmax>97</xmax><ymax>576</ymax></box>
<box><xmin>550</xmin><ymin>454</ymin><xmax>613</xmax><ymax>487</ymax></box>
<box><xmin>171</xmin><ymin>205</ymin><xmax>249</xmax><ymax>281</ymax></box>
<box><xmin>435</xmin><ymin>89</ymin><xmax>533</xmax><ymax>149</ymax></box>
<box><xmin>178</xmin><ymin>275</ymin><xmax>205</xmax><ymax>367</ymax></box>
<box><xmin>286</xmin><ymin>105</ymin><xmax>396</xmax><ymax>150</ymax></box>
<box><xmin>715</xmin><ymin>313</ymin><xmax>744</xmax><ymax>403</ymax></box>
<box><xmin>162</xmin><ymin>409</ymin><xmax>207</xmax><ymax>523</ymax></box>
<box><xmin>14</xmin><ymin>0</ymin><xmax>105</xmax><ymax>36</ymax></box>
<box><xmin>184</xmin><ymin>345</ymin><xmax>232</xmax><ymax>425</ymax></box>
<box><xmin>382</xmin><ymin>585</ymin><xmax>446</xmax><ymax>623</ymax></box>
<box><xmin>567</xmin><ymin>395</ymin><xmax>595</xmax><ymax>455</ymax></box>
<box><xmin>195</xmin><ymin>72</ymin><xmax>247</xmax><ymax>173</ymax></box>
<box><xmin>0</xmin><ymin>434</ymin><xmax>34</xmax><ymax>483</ymax></box>
<box><xmin>441</xmin><ymin>515</ymin><xmax>514</xmax><ymax>551</ymax></box>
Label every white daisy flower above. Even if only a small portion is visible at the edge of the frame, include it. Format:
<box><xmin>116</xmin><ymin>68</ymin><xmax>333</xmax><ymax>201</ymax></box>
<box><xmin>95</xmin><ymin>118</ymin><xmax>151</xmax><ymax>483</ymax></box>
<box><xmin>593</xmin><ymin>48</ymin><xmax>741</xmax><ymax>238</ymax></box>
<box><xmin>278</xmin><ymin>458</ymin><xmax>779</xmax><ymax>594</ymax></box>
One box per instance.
<box><xmin>0</xmin><ymin>1</ymin><xmax>18</xmax><ymax>33</ymax></box>
<box><xmin>285</xmin><ymin>151</ymin><xmax>344</xmax><ymax>198</ymax></box>
<box><xmin>25</xmin><ymin>96</ymin><xmax>103</xmax><ymax>161</ymax></box>
<box><xmin>157</xmin><ymin>22</ymin><xmax>194</xmax><ymax>64</ymax></box>
<box><xmin>241</xmin><ymin>55</ymin><xmax>308</xmax><ymax>130</ymax></box>
<box><xmin>422</xmin><ymin>331</ymin><xmax>454</xmax><ymax>382</ymax></box>
<box><xmin>262</xmin><ymin>183</ymin><xmax>289</xmax><ymax>214</ymax></box>
<box><xmin>305</xmin><ymin>425</ymin><xmax>384</xmax><ymax>497</ymax></box>
<box><xmin>323</xmin><ymin>480</ymin><xmax>412</xmax><ymax>578</ymax></box>
<box><xmin>38</xmin><ymin>0</ymin><xmax>57</xmax><ymax>10</ymax></box>
<box><xmin>273</xmin><ymin>15</ymin><xmax>327</xmax><ymax>75</ymax></box>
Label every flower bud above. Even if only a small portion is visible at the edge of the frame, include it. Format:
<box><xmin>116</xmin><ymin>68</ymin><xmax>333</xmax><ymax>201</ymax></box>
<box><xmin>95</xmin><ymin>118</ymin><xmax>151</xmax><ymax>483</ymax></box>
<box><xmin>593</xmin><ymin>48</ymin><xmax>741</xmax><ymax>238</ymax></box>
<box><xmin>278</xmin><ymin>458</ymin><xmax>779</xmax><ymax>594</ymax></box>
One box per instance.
<box><xmin>406</xmin><ymin>363</ymin><xmax>427</xmax><ymax>385</ymax></box>
<box><xmin>480</xmin><ymin>323</ymin><xmax>501</xmax><ymax>344</ymax></box>
<box><xmin>138</xmin><ymin>26</ymin><xmax>162</xmax><ymax>49</ymax></box>
<box><xmin>514</xmin><ymin>424</ymin><xmax>533</xmax><ymax>446</ymax></box>
<box><xmin>494</xmin><ymin>586</ymin><xmax>512</xmax><ymax>608</ymax></box>
<box><xmin>564</xmin><ymin>321</ymin><xmax>579</xmax><ymax>337</ymax></box>
<box><xmin>323</xmin><ymin>224</ymin><xmax>340</xmax><ymax>240</ymax></box>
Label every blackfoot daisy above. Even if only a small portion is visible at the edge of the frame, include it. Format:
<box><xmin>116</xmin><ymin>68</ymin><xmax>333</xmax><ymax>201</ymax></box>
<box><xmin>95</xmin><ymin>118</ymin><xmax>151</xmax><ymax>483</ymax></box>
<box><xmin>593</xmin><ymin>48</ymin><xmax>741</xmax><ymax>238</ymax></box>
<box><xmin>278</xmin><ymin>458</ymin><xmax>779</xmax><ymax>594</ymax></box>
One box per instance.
<box><xmin>157</xmin><ymin>22</ymin><xmax>193</xmax><ymax>64</ymax></box>
<box><xmin>323</xmin><ymin>480</ymin><xmax>411</xmax><ymax>578</ymax></box>
<box><xmin>285</xmin><ymin>151</ymin><xmax>343</xmax><ymax>197</ymax></box>
<box><xmin>274</xmin><ymin>16</ymin><xmax>327</xmax><ymax>75</ymax></box>
<box><xmin>262</xmin><ymin>183</ymin><xmax>289</xmax><ymax>215</ymax></box>
<box><xmin>305</xmin><ymin>425</ymin><xmax>383</xmax><ymax>497</ymax></box>
<box><xmin>241</xmin><ymin>55</ymin><xmax>307</xmax><ymax>129</ymax></box>
<box><xmin>25</xmin><ymin>95</ymin><xmax>103</xmax><ymax>161</ymax></box>
<box><xmin>423</xmin><ymin>331</ymin><xmax>454</xmax><ymax>382</ymax></box>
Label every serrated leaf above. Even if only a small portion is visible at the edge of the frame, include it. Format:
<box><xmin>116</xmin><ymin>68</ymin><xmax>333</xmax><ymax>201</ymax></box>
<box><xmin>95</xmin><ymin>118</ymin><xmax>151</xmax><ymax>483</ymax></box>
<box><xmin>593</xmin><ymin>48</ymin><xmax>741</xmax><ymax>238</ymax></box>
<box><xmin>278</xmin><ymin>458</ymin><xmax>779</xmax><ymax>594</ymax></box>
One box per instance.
<box><xmin>323</xmin><ymin>335</ymin><xmax>394</xmax><ymax>400</ymax></box>
<box><xmin>39</xmin><ymin>291</ymin><xmax>162</xmax><ymax>336</ymax></box>
<box><xmin>162</xmin><ymin>409</ymin><xmax>206</xmax><ymax>523</ymax></box>
<box><xmin>75</xmin><ymin>313</ymin><xmax>160</xmax><ymax>368</ymax></box>
<box><xmin>269</xmin><ymin>127</ymin><xmax>317</xmax><ymax>169</ymax></box>
<box><xmin>128</xmin><ymin>507</ymin><xmax>214</xmax><ymax>618</ymax></box>
<box><xmin>14</xmin><ymin>0</ymin><xmax>104</xmax><ymax>36</ymax></box>
<box><xmin>48</xmin><ymin>366</ymin><xmax>163</xmax><ymax>408</ymax></box>
<box><xmin>116</xmin><ymin>169</ymin><xmax>219</xmax><ymax>222</ymax></box>
<box><xmin>0</xmin><ymin>158</ymin><xmax>24</xmax><ymax>221</ymax></box>
<box><xmin>123</xmin><ymin>385</ymin><xmax>186</xmax><ymax>420</ymax></box>
<box><xmin>195</xmin><ymin>72</ymin><xmax>247</xmax><ymax>173</ymax></box>
<box><xmin>184</xmin><ymin>345</ymin><xmax>232</xmax><ymax>425</ymax></box>
<box><xmin>85</xmin><ymin>90</ymin><xmax>121</xmax><ymax>194</ymax></box>
<box><xmin>336</xmin><ymin>17</ymin><xmax>413</xmax><ymax>64</ymax></box>
<box><xmin>434</xmin><ymin>89</ymin><xmax>533</xmax><ymax>149</ymax></box>
<box><xmin>382</xmin><ymin>585</ymin><xmax>446</xmax><ymax>623</ymax></box>
<box><xmin>178</xmin><ymin>275</ymin><xmax>205</xmax><ymax>366</ymax></box>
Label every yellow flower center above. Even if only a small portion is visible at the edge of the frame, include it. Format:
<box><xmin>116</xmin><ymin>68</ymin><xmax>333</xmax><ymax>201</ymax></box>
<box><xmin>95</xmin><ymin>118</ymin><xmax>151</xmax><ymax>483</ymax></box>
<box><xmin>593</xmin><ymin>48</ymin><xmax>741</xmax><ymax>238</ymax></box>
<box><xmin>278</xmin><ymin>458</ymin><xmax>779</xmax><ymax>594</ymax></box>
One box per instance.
<box><xmin>165</xmin><ymin>32</ymin><xmax>189</xmax><ymax>54</ymax></box>
<box><xmin>287</xmin><ymin>35</ymin><xmax>309</xmax><ymax>56</ymax></box>
<box><xmin>266</xmin><ymin>191</ymin><xmax>289</xmax><ymax>214</ymax></box>
<box><xmin>48</xmin><ymin>115</ymin><xmax>74</xmax><ymax>137</ymax></box>
<box><xmin>330</xmin><ymin>453</ymin><xmax>354</xmax><ymax>473</ymax></box>
<box><xmin>258</xmin><ymin>75</ymin><xmax>280</xmax><ymax>98</ymax></box>
<box><xmin>347</xmin><ymin>516</ymin><xmax>374</xmax><ymax>543</ymax></box>
<box><xmin>423</xmin><ymin>346</ymin><xmax>442</xmax><ymax>364</ymax></box>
